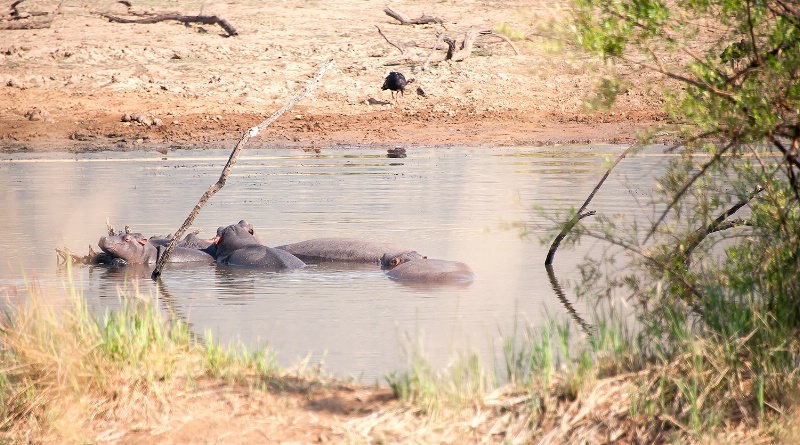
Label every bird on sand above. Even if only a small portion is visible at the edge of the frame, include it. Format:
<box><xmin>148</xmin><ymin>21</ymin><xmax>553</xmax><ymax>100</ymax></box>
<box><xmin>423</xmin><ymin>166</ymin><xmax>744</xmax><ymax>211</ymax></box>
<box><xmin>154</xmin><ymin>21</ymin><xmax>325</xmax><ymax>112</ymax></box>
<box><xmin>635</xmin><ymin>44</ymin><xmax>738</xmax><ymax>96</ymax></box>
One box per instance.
<box><xmin>382</xmin><ymin>71</ymin><xmax>411</xmax><ymax>101</ymax></box>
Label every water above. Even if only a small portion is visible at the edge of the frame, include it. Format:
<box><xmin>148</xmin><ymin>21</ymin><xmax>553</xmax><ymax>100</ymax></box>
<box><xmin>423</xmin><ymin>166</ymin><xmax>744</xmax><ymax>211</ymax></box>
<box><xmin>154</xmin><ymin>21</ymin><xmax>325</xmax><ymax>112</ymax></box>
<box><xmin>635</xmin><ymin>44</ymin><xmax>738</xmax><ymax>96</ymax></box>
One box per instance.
<box><xmin>0</xmin><ymin>145</ymin><xmax>667</xmax><ymax>382</ymax></box>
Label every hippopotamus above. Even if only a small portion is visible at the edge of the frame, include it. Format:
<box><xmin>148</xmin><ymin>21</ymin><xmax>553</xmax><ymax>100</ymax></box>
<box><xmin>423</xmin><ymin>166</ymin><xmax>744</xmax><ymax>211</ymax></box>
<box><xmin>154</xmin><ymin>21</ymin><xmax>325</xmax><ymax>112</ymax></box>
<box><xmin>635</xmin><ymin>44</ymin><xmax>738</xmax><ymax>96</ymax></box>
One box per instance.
<box><xmin>149</xmin><ymin>232</ymin><xmax>217</xmax><ymax>257</ymax></box>
<box><xmin>98</xmin><ymin>232</ymin><xmax>215</xmax><ymax>265</ymax></box>
<box><xmin>380</xmin><ymin>251</ymin><xmax>475</xmax><ymax>283</ymax></box>
<box><xmin>276</xmin><ymin>238</ymin><xmax>414</xmax><ymax>263</ymax></box>
<box><xmin>213</xmin><ymin>221</ymin><xmax>305</xmax><ymax>270</ymax></box>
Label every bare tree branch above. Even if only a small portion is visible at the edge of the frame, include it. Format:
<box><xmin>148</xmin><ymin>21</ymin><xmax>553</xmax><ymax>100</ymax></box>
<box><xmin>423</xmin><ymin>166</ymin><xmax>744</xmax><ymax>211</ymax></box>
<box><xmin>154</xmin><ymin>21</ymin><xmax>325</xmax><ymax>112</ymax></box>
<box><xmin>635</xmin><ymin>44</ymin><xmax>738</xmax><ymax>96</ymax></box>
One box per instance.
<box><xmin>151</xmin><ymin>59</ymin><xmax>335</xmax><ymax>280</ymax></box>
<box><xmin>682</xmin><ymin>187</ymin><xmax>763</xmax><ymax>259</ymax></box>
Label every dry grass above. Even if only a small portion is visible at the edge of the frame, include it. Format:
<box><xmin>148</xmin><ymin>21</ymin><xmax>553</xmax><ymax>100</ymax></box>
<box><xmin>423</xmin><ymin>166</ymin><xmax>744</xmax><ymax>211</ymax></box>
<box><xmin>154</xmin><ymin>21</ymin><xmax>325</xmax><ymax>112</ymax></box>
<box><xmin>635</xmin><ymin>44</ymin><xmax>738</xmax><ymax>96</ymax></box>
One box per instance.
<box><xmin>0</xmin><ymin>275</ymin><xmax>792</xmax><ymax>443</ymax></box>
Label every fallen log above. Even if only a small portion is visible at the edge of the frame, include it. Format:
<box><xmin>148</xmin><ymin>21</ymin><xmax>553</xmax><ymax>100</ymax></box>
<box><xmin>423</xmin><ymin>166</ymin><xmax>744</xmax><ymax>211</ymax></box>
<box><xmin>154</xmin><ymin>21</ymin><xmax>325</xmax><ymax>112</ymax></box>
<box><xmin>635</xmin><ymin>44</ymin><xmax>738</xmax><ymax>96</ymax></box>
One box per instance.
<box><xmin>98</xmin><ymin>12</ymin><xmax>238</xmax><ymax>36</ymax></box>
<box><xmin>384</xmin><ymin>6</ymin><xmax>444</xmax><ymax>25</ymax></box>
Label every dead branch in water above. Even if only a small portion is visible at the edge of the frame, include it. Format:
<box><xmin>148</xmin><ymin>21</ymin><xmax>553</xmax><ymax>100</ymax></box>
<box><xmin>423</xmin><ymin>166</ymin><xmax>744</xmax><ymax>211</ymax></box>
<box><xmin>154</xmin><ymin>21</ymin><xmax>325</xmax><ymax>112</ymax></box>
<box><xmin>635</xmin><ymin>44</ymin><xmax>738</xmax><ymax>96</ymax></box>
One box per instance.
<box><xmin>151</xmin><ymin>58</ymin><xmax>335</xmax><ymax>280</ymax></box>
<box><xmin>546</xmin><ymin>145</ymin><xmax>637</xmax><ymax>266</ymax></box>
<box><xmin>384</xmin><ymin>6</ymin><xmax>444</xmax><ymax>25</ymax></box>
<box><xmin>98</xmin><ymin>12</ymin><xmax>238</xmax><ymax>36</ymax></box>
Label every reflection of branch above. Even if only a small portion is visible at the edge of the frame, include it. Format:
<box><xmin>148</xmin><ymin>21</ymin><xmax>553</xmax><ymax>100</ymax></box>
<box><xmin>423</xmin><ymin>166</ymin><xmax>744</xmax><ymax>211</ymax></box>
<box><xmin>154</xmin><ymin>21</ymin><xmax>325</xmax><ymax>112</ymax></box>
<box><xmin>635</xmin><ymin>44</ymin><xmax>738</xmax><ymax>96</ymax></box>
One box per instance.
<box><xmin>151</xmin><ymin>59</ymin><xmax>334</xmax><ymax>280</ymax></box>
<box><xmin>545</xmin><ymin>265</ymin><xmax>592</xmax><ymax>336</ymax></box>
<box><xmin>546</xmin><ymin>144</ymin><xmax>637</xmax><ymax>265</ymax></box>
<box><xmin>155</xmin><ymin>279</ymin><xmax>204</xmax><ymax>345</ymax></box>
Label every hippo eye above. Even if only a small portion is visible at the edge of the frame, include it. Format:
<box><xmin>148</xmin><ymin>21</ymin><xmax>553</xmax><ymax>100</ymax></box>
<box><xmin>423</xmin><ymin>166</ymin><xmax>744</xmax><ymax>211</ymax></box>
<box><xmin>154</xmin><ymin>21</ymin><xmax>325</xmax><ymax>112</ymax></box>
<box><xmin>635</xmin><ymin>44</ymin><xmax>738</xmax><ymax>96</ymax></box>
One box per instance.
<box><xmin>123</xmin><ymin>234</ymin><xmax>132</xmax><ymax>242</ymax></box>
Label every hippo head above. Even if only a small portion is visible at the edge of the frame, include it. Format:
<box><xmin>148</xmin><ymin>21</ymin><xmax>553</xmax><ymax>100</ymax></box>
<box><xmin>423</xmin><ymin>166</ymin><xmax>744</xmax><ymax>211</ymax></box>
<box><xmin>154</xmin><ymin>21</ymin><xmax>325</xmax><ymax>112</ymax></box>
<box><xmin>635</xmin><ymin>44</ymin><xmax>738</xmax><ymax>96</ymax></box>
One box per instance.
<box><xmin>379</xmin><ymin>251</ymin><xmax>427</xmax><ymax>269</ymax></box>
<box><xmin>98</xmin><ymin>232</ymin><xmax>155</xmax><ymax>264</ymax></box>
<box><xmin>214</xmin><ymin>221</ymin><xmax>263</xmax><ymax>262</ymax></box>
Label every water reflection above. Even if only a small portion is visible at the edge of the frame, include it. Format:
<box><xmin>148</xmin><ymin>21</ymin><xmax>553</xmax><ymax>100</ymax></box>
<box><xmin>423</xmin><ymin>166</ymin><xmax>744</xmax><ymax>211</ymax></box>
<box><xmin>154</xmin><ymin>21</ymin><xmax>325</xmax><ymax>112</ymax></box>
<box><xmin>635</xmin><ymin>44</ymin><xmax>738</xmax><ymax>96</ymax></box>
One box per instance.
<box><xmin>0</xmin><ymin>146</ymin><xmax>668</xmax><ymax>382</ymax></box>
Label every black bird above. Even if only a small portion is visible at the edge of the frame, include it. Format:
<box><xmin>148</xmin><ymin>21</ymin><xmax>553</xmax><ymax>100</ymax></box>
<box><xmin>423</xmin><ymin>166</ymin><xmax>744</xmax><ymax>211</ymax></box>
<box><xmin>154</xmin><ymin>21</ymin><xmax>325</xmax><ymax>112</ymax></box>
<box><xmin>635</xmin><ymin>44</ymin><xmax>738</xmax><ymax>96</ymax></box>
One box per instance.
<box><xmin>382</xmin><ymin>72</ymin><xmax>408</xmax><ymax>100</ymax></box>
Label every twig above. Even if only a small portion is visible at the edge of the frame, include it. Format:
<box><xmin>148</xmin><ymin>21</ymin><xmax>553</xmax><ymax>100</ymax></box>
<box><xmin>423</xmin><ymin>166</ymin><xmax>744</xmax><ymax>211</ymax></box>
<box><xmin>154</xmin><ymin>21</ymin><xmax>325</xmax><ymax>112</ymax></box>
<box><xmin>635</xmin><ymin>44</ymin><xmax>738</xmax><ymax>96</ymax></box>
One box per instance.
<box><xmin>98</xmin><ymin>12</ymin><xmax>238</xmax><ymax>36</ymax></box>
<box><xmin>491</xmin><ymin>32</ymin><xmax>520</xmax><ymax>55</ymax></box>
<box><xmin>151</xmin><ymin>58</ymin><xmax>334</xmax><ymax>280</ymax></box>
<box><xmin>375</xmin><ymin>25</ymin><xmax>403</xmax><ymax>55</ymax></box>
<box><xmin>422</xmin><ymin>33</ymin><xmax>445</xmax><ymax>71</ymax></box>
<box><xmin>545</xmin><ymin>145</ymin><xmax>637</xmax><ymax>265</ymax></box>
<box><xmin>643</xmin><ymin>141</ymin><xmax>735</xmax><ymax>244</ymax></box>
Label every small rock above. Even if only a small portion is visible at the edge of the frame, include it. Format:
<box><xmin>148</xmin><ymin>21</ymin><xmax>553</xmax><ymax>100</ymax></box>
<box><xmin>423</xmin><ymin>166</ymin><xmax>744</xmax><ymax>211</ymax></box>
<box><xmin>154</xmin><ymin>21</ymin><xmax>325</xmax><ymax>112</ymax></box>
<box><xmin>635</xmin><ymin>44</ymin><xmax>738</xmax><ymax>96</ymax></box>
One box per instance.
<box><xmin>152</xmin><ymin>117</ymin><xmax>162</xmax><ymax>126</ymax></box>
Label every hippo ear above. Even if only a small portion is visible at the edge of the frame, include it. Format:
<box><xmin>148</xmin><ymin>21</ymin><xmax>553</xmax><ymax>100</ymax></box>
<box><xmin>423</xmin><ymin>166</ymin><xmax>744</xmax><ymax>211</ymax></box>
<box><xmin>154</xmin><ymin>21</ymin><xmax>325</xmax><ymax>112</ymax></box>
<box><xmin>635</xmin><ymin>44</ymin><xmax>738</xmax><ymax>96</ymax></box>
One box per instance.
<box><xmin>390</xmin><ymin>257</ymin><xmax>401</xmax><ymax>267</ymax></box>
<box><xmin>137</xmin><ymin>237</ymin><xmax>148</xmax><ymax>246</ymax></box>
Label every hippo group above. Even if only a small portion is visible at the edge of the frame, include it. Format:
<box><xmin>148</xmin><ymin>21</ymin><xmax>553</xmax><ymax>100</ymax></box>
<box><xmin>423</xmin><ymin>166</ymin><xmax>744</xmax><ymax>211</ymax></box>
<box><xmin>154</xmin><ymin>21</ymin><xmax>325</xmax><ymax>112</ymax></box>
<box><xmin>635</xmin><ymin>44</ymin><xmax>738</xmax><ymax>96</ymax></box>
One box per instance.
<box><xmin>95</xmin><ymin>219</ymin><xmax>475</xmax><ymax>284</ymax></box>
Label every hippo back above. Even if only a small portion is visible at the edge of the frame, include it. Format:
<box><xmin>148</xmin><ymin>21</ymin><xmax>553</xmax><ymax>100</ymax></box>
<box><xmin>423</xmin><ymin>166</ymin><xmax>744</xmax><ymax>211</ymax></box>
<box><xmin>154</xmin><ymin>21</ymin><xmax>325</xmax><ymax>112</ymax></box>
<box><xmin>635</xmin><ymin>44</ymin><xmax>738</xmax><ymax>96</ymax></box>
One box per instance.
<box><xmin>278</xmin><ymin>238</ymin><xmax>414</xmax><ymax>263</ymax></box>
<box><xmin>383</xmin><ymin>257</ymin><xmax>475</xmax><ymax>283</ymax></box>
<box><xmin>223</xmin><ymin>245</ymin><xmax>306</xmax><ymax>270</ymax></box>
<box><xmin>215</xmin><ymin>222</ymin><xmax>304</xmax><ymax>270</ymax></box>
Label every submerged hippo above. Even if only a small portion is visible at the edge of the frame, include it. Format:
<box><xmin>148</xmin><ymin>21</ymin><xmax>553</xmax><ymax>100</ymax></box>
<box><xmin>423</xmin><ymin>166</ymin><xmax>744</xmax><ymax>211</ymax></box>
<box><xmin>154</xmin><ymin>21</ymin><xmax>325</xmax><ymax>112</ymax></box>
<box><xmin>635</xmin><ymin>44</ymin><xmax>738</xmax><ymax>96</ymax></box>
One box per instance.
<box><xmin>98</xmin><ymin>233</ymin><xmax>214</xmax><ymax>265</ymax></box>
<box><xmin>276</xmin><ymin>238</ymin><xmax>414</xmax><ymax>263</ymax></box>
<box><xmin>380</xmin><ymin>251</ymin><xmax>475</xmax><ymax>283</ymax></box>
<box><xmin>214</xmin><ymin>221</ymin><xmax>305</xmax><ymax>270</ymax></box>
<box><xmin>149</xmin><ymin>232</ymin><xmax>217</xmax><ymax>257</ymax></box>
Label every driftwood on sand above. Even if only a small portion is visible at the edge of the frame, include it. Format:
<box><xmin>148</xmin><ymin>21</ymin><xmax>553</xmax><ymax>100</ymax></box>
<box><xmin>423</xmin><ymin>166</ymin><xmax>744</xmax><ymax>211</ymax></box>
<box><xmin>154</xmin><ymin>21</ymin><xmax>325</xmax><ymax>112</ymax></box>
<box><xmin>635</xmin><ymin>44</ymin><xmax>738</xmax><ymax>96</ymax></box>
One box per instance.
<box><xmin>0</xmin><ymin>0</ymin><xmax>63</xmax><ymax>30</ymax></box>
<box><xmin>382</xmin><ymin>26</ymin><xmax>519</xmax><ymax>66</ymax></box>
<box><xmin>98</xmin><ymin>12</ymin><xmax>238</xmax><ymax>36</ymax></box>
<box><xmin>383</xmin><ymin>6</ymin><xmax>444</xmax><ymax>25</ymax></box>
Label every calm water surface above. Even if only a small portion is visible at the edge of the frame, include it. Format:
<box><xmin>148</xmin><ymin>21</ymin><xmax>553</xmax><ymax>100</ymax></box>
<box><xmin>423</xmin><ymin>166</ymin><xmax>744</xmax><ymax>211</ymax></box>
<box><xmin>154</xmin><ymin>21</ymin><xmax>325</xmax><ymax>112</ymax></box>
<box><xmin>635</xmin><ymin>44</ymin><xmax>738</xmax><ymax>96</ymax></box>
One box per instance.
<box><xmin>0</xmin><ymin>145</ymin><xmax>667</xmax><ymax>382</ymax></box>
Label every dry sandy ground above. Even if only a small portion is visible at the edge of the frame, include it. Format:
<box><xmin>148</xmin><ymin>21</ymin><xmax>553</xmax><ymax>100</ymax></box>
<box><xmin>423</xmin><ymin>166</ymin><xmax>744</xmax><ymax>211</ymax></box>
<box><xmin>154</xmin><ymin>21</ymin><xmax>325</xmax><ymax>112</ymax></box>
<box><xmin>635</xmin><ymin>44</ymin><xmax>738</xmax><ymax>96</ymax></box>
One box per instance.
<box><xmin>1</xmin><ymin>1</ymin><xmax>670</xmax><ymax>443</ymax></box>
<box><xmin>0</xmin><ymin>0</ymin><xmax>669</xmax><ymax>154</ymax></box>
